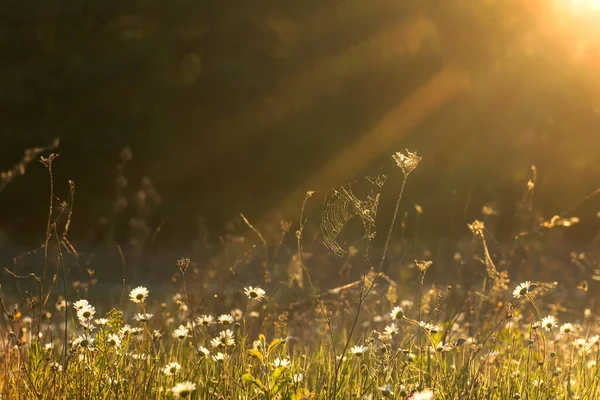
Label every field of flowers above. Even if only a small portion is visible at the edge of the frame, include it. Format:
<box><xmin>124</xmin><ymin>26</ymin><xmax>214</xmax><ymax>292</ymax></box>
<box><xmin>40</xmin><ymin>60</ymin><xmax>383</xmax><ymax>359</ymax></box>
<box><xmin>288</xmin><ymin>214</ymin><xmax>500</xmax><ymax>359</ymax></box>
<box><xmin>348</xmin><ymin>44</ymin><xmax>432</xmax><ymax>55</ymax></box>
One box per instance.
<box><xmin>1</xmin><ymin>150</ymin><xmax>599</xmax><ymax>399</ymax></box>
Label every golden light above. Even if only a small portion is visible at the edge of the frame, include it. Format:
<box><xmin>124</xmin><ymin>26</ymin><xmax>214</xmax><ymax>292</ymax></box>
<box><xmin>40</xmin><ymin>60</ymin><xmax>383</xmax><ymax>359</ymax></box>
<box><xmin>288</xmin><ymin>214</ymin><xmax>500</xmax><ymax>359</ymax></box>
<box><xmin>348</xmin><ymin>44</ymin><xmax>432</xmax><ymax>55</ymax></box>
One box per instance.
<box><xmin>563</xmin><ymin>0</ymin><xmax>600</xmax><ymax>12</ymax></box>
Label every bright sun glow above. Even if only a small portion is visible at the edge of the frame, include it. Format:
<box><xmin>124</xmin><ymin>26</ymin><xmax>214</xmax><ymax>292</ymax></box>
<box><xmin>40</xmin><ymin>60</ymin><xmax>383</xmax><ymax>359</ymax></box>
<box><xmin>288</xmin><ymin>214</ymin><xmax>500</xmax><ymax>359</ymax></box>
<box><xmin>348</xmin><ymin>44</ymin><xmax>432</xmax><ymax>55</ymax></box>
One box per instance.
<box><xmin>564</xmin><ymin>0</ymin><xmax>600</xmax><ymax>11</ymax></box>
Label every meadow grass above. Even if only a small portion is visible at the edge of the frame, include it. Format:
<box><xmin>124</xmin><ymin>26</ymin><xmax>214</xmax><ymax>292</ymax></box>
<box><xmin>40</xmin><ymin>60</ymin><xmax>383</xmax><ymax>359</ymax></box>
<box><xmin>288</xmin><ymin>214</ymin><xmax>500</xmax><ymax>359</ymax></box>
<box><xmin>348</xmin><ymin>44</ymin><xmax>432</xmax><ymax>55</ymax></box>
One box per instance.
<box><xmin>1</xmin><ymin>149</ymin><xmax>599</xmax><ymax>399</ymax></box>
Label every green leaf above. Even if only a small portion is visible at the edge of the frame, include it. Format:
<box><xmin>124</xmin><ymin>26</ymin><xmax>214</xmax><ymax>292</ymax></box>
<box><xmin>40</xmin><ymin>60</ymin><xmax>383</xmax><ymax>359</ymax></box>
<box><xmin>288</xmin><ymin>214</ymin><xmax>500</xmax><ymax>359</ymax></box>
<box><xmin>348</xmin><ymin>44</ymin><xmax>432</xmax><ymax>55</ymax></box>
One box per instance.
<box><xmin>272</xmin><ymin>366</ymin><xmax>286</xmax><ymax>381</ymax></box>
<box><xmin>247</xmin><ymin>349</ymin><xmax>264</xmax><ymax>363</ymax></box>
<box><xmin>242</xmin><ymin>373</ymin><xmax>266</xmax><ymax>391</ymax></box>
<box><xmin>267</xmin><ymin>338</ymin><xmax>282</xmax><ymax>354</ymax></box>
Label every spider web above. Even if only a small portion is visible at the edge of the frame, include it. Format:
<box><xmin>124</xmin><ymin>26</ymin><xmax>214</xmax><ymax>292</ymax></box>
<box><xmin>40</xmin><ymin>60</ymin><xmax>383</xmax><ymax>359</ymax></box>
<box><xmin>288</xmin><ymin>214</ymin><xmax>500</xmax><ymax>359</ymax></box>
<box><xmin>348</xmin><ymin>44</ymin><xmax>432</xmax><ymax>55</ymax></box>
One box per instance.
<box><xmin>320</xmin><ymin>171</ymin><xmax>387</xmax><ymax>257</ymax></box>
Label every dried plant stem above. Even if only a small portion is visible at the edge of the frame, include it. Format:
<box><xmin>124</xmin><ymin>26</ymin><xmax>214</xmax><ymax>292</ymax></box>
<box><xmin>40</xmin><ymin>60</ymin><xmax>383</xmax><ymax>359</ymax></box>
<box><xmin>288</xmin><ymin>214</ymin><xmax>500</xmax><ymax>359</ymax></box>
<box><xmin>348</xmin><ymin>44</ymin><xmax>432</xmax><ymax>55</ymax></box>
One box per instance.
<box><xmin>296</xmin><ymin>192</ymin><xmax>337</xmax><ymax>393</ymax></box>
<box><xmin>331</xmin><ymin>173</ymin><xmax>409</xmax><ymax>399</ymax></box>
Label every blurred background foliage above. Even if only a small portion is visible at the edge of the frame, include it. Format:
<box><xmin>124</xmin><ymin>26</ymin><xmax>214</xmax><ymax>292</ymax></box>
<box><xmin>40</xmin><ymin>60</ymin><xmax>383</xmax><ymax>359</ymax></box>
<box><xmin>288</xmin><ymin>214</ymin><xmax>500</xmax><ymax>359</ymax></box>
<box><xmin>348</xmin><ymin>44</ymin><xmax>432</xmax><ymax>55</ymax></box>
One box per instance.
<box><xmin>1</xmin><ymin>0</ymin><xmax>599</xmax><ymax>268</ymax></box>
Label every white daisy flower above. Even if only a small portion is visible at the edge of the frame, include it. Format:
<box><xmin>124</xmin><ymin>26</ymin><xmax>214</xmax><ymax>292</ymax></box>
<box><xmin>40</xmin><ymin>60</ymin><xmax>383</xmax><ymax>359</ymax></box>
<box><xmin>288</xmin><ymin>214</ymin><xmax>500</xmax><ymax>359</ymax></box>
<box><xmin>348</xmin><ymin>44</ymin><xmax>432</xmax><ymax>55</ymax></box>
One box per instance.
<box><xmin>292</xmin><ymin>373</ymin><xmax>304</xmax><ymax>384</ymax></box>
<box><xmin>212</xmin><ymin>352</ymin><xmax>226</xmax><ymax>362</ymax></box>
<box><xmin>106</xmin><ymin>334</ymin><xmax>121</xmax><ymax>348</ymax></box>
<box><xmin>131</xmin><ymin>353</ymin><xmax>147</xmax><ymax>360</ymax></box>
<box><xmin>170</xmin><ymin>381</ymin><xmax>196</xmax><ymax>398</ymax></box>
<box><xmin>50</xmin><ymin>361</ymin><xmax>63</xmax><ymax>372</ymax></box>
<box><xmin>418</xmin><ymin>321</ymin><xmax>441</xmax><ymax>334</ymax></box>
<box><xmin>130</xmin><ymin>327</ymin><xmax>143</xmax><ymax>335</ymax></box>
<box><xmin>542</xmin><ymin>316</ymin><xmax>558</xmax><ymax>331</ymax></box>
<box><xmin>218</xmin><ymin>314</ymin><xmax>234</xmax><ymax>326</ymax></box>
<box><xmin>210</xmin><ymin>329</ymin><xmax>235</xmax><ymax>348</ymax></box>
<box><xmin>560</xmin><ymin>323</ymin><xmax>574</xmax><ymax>335</ymax></box>
<box><xmin>77</xmin><ymin>305</ymin><xmax>96</xmax><ymax>323</ymax></box>
<box><xmin>163</xmin><ymin>362</ymin><xmax>181</xmax><ymax>376</ymax></box>
<box><xmin>172</xmin><ymin>325</ymin><xmax>190</xmax><ymax>340</ymax></box>
<box><xmin>231</xmin><ymin>308</ymin><xmax>243</xmax><ymax>321</ymax></box>
<box><xmin>197</xmin><ymin>346</ymin><xmax>210</xmax><ymax>358</ymax></box>
<box><xmin>73</xmin><ymin>334</ymin><xmax>94</xmax><ymax>349</ymax></box>
<box><xmin>197</xmin><ymin>314</ymin><xmax>214</xmax><ymax>326</ymax></box>
<box><xmin>412</xmin><ymin>389</ymin><xmax>434</xmax><ymax>400</ymax></box>
<box><xmin>390</xmin><ymin>306</ymin><xmax>405</xmax><ymax>320</ymax></box>
<box><xmin>56</xmin><ymin>299</ymin><xmax>67</xmax><ymax>311</ymax></box>
<box><xmin>272</xmin><ymin>357</ymin><xmax>291</xmax><ymax>368</ymax></box>
<box><xmin>133</xmin><ymin>313</ymin><xmax>153</xmax><ymax>322</ymax></box>
<box><xmin>244</xmin><ymin>286</ymin><xmax>266</xmax><ymax>302</ymax></box>
<box><xmin>95</xmin><ymin>318</ymin><xmax>108</xmax><ymax>326</ymax></box>
<box><xmin>378</xmin><ymin>384</ymin><xmax>394</xmax><ymax>397</ymax></box>
<box><xmin>513</xmin><ymin>281</ymin><xmax>536</xmax><ymax>299</ymax></box>
<box><xmin>73</xmin><ymin>299</ymin><xmax>90</xmax><ymax>310</ymax></box>
<box><xmin>129</xmin><ymin>286</ymin><xmax>149</xmax><ymax>304</ymax></box>
<box><xmin>384</xmin><ymin>323</ymin><xmax>399</xmax><ymax>337</ymax></box>
<box><xmin>119</xmin><ymin>324</ymin><xmax>133</xmax><ymax>337</ymax></box>
<box><xmin>436</xmin><ymin>341</ymin><xmax>452</xmax><ymax>352</ymax></box>
<box><xmin>350</xmin><ymin>345</ymin><xmax>368</xmax><ymax>356</ymax></box>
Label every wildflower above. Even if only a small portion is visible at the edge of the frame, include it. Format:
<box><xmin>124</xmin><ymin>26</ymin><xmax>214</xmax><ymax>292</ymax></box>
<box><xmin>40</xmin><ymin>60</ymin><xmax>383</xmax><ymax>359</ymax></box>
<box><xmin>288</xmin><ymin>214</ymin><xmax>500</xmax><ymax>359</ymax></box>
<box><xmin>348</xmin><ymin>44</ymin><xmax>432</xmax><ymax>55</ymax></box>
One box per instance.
<box><xmin>197</xmin><ymin>346</ymin><xmax>210</xmax><ymax>358</ymax></box>
<box><xmin>218</xmin><ymin>314</ymin><xmax>234</xmax><ymax>326</ymax></box>
<box><xmin>560</xmin><ymin>323</ymin><xmax>574</xmax><ymax>335</ymax></box>
<box><xmin>73</xmin><ymin>299</ymin><xmax>90</xmax><ymax>311</ymax></box>
<box><xmin>73</xmin><ymin>334</ymin><xmax>94</xmax><ymax>349</ymax></box>
<box><xmin>153</xmin><ymin>330</ymin><xmax>163</xmax><ymax>340</ymax></box>
<box><xmin>436</xmin><ymin>341</ymin><xmax>452</xmax><ymax>352</ymax></box>
<box><xmin>170</xmin><ymin>381</ymin><xmax>196</xmax><ymax>398</ymax></box>
<box><xmin>119</xmin><ymin>324</ymin><xmax>133</xmax><ymax>337</ymax></box>
<box><xmin>131</xmin><ymin>353</ymin><xmax>147</xmax><ymax>360</ymax></box>
<box><xmin>177</xmin><ymin>257</ymin><xmax>191</xmax><ymax>273</ymax></box>
<box><xmin>252</xmin><ymin>340</ymin><xmax>263</xmax><ymax>351</ymax></box>
<box><xmin>129</xmin><ymin>286</ymin><xmax>149</xmax><ymax>304</ymax></box>
<box><xmin>513</xmin><ymin>281</ymin><xmax>536</xmax><ymax>299</ymax></box>
<box><xmin>292</xmin><ymin>373</ymin><xmax>304</xmax><ymax>384</ymax></box>
<box><xmin>378</xmin><ymin>384</ymin><xmax>394</xmax><ymax>398</ymax></box>
<box><xmin>468</xmin><ymin>220</ymin><xmax>485</xmax><ymax>238</ymax></box>
<box><xmin>350</xmin><ymin>345</ymin><xmax>368</xmax><ymax>356</ymax></box>
<box><xmin>133</xmin><ymin>313</ymin><xmax>153</xmax><ymax>322</ymax></box>
<box><xmin>418</xmin><ymin>321</ymin><xmax>441</xmax><ymax>334</ymax></box>
<box><xmin>390</xmin><ymin>306</ymin><xmax>405</xmax><ymax>320</ymax></box>
<box><xmin>412</xmin><ymin>389</ymin><xmax>434</xmax><ymax>400</ymax></box>
<box><xmin>129</xmin><ymin>326</ymin><xmax>143</xmax><ymax>335</ymax></box>
<box><xmin>197</xmin><ymin>314</ymin><xmax>214</xmax><ymax>326</ymax></box>
<box><xmin>211</xmin><ymin>329</ymin><xmax>235</xmax><ymax>348</ymax></box>
<box><xmin>172</xmin><ymin>325</ymin><xmax>190</xmax><ymax>340</ymax></box>
<box><xmin>56</xmin><ymin>299</ymin><xmax>67</xmax><ymax>311</ymax></box>
<box><xmin>44</xmin><ymin>343</ymin><xmax>54</xmax><ymax>352</ymax></box>
<box><xmin>163</xmin><ymin>362</ymin><xmax>182</xmax><ymax>376</ymax></box>
<box><xmin>76</xmin><ymin>305</ymin><xmax>96</xmax><ymax>323</ymax></box>
<box><xmin>542</xmin><ymin>316</ymin><xmax>558</xmax><ymax>331</ymax></box>
<box><xmin>231</xmin><ymin>308</ymin><xmax>243</xmax><ymax>321</ymax></box>
<box><xmin>400</xmin><ymin>300</ymin><xmax>414</xmax><ymax>308</ymax></box>
<box><xmin>484</xmin><ymin>350</ymin><xmax>500</xmax><ymax>362</ymax></box>
<box><xmin>416</xmin><ymin>260</ymin><xmax>433</xmax><ymax>274</ymax></box>
<box><xmin>392</xmin><ymin>149</ymin><xmax>421</xmax><ymax>174</ymax></box>
<box><xmin>212</xmin><ymin>352</ymin><xmax>226</xmax><ymax>362</ymax></box>
<box><xmin>106</xmin><ymin>334</ymin><xmax>121</xmax><ymax>348</ymax></box>
<box><xmin>50</xmin><ymin>361</ymin><xmax>63</xmax><ymax>372</ymax></box>
<box><xmin>95</xmin><ymin>318</ymin><xmax>108</xmax><ymax>326</ymax></box>
<box><xmin>384</xmin><ymin>324</ymin><xmax>399</xmax><ymax>337</ymax></box>
<box><xmin>272</xmin><ymin>357</ymin><xmax>291</xmax><ymax>368</ymax></box>
<box><xmin>244</xmin><ymin>286</ymin><xmax>266</xmax><ymax>302</ymax></box>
